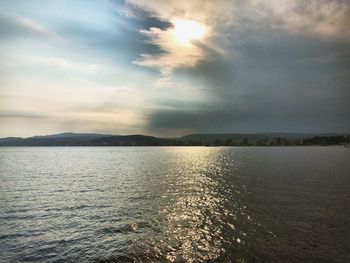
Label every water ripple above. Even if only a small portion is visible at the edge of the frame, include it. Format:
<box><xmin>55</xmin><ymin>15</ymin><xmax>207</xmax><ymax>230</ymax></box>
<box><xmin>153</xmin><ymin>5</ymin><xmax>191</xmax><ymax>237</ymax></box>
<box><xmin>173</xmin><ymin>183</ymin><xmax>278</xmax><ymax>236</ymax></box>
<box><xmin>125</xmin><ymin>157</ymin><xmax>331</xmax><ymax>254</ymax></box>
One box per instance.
<box><xmin>1</xmin><ymin>147</ymin><xmax>349</xmax><ymax>262</ymax></box>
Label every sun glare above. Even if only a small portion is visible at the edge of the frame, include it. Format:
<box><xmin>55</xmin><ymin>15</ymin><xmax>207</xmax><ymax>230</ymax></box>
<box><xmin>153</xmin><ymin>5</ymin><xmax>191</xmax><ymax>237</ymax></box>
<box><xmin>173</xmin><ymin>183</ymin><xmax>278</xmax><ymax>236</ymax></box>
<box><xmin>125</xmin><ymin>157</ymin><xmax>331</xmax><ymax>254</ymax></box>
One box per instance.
<box><xmin>172</xmin><ymin>19</ymin><xmax>206</xmax><ymax>46</ymax></box>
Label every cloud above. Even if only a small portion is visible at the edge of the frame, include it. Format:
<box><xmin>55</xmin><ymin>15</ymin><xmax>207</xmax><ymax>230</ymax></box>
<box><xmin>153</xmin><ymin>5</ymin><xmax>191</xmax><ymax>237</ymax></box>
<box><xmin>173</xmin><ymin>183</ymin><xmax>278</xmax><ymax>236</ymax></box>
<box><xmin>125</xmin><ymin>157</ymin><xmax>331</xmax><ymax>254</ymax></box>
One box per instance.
<box><xmin>132</xmin><ymin>23</ymin><xmax>207</xmax><ymax>76</ymax></box>
<box><xmin>127</xmin><ymin>0</ymin><xmax>350</xmax><ymax>39</ymax></box>
<box><xmin>36</xmin><ymin>57</ymin><xmax>104</xmax><ymax>73</ymax></box>
<box><xmin>0</xmin><ymin>111</ymin><xmax>48</xmax><ymax>119</ymax></box>
<box><xmin>1</xmin><ymin>0</ymin><xmax>349</xmax><ymax>136</ymax></box>
<box><xmin>0</xmin><ymin>10</ymin><xmax>63</xmax><ymax>42</ymax></box>
<box><xmin>125</xmin><ymin>0</ymin><xmax>350</xmax><ymax>135</ymax></box>
<box><xmin>128</xmin><ymin>0</ymin><xmax>350</xmax><ymax>74</ymax></box>
<box><xmin>0</xmin><ymin>106</ymin><xmax>148</xmax><ymax>137</ymax></box>
<box><xmin>125</xmin><ymin>0</ymin><xmax>235</xmax><ymax>26</ymax></box>
<box><xmin>242</xmin><ymin>0</ymin><xmax>350</xmax><ymax>40</ymax></box>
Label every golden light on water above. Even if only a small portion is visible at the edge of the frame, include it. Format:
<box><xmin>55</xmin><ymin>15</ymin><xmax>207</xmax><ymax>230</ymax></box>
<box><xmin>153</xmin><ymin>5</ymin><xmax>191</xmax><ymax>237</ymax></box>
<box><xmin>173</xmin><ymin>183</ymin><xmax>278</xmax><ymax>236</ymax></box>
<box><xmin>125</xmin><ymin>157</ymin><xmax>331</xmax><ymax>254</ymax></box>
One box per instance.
<box><xmin>154</xmin><ymin>147</ymin><xmax>245</xmax><ymax>262</ymax></box>
<box><xmin>172</xmin><ymin>19</ymin><xmax>206</xmax><ymax>46</ymax></box>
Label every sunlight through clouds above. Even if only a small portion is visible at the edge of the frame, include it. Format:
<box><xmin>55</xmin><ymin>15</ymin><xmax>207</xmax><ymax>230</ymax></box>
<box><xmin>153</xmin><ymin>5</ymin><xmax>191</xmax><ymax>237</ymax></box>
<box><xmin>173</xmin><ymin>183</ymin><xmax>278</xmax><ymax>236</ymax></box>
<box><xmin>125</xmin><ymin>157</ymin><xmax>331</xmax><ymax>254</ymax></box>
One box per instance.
<box><xmin>133</xmin><ymin>19</ymin><xmax>208</xmax><ymax>76</ymax></box>
<box><xmin>0</xmin><ymin>0</ymin><xmax>349</xmax><ymax>137</ymax></box>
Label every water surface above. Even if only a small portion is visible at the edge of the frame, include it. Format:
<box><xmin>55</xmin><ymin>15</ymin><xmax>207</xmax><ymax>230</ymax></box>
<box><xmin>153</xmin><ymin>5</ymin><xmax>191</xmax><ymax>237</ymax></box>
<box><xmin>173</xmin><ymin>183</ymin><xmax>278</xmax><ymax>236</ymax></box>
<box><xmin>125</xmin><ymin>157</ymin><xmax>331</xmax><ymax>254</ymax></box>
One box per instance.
<box><xmin>0</xmin><ymin>147</ymin><xmax>349</xmax><ymax>262</ymax></box>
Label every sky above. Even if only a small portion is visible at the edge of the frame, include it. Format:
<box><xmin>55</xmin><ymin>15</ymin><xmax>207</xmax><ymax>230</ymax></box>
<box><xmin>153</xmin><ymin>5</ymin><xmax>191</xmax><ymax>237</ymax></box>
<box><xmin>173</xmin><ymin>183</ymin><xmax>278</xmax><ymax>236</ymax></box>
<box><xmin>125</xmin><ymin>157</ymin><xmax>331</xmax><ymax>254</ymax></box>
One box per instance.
<box><xmin>0</xmin><ymin>0</ymin><xmax>349</xmax><ymax>137</ymax></box>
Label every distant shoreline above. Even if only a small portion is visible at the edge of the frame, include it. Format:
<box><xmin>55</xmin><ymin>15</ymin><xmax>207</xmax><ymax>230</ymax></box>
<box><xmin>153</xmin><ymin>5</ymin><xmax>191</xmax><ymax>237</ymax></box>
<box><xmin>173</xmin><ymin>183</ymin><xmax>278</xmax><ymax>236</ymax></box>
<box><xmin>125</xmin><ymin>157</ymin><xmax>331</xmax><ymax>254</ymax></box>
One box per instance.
<box><xmin>0</xmin><ymin>144</ymin><xmax>348</xmax><ymax>148</ymax></box>
<box><xmin>0</xmin><ymin>132</ymin><xmax>349</xmax><ymax>147</ymax></box>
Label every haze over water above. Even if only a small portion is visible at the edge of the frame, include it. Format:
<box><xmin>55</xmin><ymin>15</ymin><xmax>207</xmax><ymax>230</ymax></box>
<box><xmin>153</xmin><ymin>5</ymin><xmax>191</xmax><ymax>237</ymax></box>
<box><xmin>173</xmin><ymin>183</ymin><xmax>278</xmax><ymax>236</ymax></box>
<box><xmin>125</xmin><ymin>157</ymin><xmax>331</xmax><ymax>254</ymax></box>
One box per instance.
<box><xmin>0</xmin><ymin>147</ymin><xmax>349</xmax><ymax>262</ymax></box>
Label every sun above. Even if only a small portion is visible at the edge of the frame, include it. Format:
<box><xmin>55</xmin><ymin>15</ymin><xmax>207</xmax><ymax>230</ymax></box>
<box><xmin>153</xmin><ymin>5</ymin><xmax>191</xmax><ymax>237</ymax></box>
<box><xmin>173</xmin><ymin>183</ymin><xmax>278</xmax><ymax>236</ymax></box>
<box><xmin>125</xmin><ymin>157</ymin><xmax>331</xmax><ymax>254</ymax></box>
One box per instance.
<box><xmin>172</xmin><ymin>19</ymin><xmax>206</xmax><ymax>46</ymax></box>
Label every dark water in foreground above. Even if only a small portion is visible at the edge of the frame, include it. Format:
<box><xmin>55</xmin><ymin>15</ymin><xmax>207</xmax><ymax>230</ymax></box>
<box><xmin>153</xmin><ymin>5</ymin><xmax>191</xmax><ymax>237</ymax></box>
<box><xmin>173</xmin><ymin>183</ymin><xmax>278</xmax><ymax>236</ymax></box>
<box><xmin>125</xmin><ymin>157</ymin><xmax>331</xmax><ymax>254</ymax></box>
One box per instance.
<box><xmin>0</xmin><ymin>147</ymin><xmax>349</xmax><ymax>263</ymax></box>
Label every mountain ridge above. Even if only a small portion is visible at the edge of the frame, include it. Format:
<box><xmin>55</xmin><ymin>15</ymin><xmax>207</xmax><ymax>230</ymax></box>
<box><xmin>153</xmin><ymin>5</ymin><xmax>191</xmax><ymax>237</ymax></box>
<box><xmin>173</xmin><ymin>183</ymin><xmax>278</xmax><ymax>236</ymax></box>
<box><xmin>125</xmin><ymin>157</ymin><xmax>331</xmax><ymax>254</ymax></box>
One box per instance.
<box><xmin>0</xmin><ymin>132</ymin><xmax>349</xmax><ymax>146</ymax></box>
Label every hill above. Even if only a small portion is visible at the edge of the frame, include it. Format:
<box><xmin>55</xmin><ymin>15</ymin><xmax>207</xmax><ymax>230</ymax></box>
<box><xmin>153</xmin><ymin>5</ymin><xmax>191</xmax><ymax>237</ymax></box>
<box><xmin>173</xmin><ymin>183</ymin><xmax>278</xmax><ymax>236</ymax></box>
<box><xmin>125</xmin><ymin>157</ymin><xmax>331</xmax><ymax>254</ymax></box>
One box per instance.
<box><xmin>0</xmin><ymin>133</ymin><xmax>176</xmax><ymax>146</ymax></box>
<box><xmin>0</xmin><ymin>132</ymin><xmax>348</xmax><ymax>146</ymax></box>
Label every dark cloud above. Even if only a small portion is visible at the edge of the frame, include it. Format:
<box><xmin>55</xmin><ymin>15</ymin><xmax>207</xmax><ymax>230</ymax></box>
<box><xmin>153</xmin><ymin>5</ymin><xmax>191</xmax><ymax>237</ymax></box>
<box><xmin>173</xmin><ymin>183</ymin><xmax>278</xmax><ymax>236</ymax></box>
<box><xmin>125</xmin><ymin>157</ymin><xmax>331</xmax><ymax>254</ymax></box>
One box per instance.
<box><xmin>1</xmin><ymin>0</ymin><xmax>350</xmax><ymax>136</ymax></box>
<box><xmin>146</xmin><ymin>3</ymin><xmax>350</xmax><ymax>134</ymax></box>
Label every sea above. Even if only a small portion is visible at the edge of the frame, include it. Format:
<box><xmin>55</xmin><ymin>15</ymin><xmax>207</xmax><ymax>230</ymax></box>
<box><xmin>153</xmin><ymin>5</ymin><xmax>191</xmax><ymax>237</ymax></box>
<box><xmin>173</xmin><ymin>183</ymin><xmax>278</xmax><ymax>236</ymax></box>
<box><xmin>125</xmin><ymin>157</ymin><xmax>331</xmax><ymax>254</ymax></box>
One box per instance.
<box><xmin>0</xmin><ymin>147</ymin><xmax>349</xmax><ymax>262</ymax></box>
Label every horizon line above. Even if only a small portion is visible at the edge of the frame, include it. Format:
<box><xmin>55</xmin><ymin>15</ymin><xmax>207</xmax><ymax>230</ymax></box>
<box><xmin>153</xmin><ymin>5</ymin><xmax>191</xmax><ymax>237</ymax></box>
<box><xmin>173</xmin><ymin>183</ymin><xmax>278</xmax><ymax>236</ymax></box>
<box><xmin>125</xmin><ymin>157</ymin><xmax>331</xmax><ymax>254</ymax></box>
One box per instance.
<box><xmin>1</xmin><ymin>131</ymin><xmax>350</xmax><ymax>140</ymax></box>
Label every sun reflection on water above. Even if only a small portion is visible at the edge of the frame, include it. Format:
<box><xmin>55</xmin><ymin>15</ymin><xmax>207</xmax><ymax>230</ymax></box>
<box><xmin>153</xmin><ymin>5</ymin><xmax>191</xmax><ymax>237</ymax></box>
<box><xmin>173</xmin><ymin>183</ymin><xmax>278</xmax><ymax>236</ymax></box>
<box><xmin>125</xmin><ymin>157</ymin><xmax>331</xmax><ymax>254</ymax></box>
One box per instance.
<box><xmin>144</xmin><ymin>147</ymin><xmax>250</xmax><ymax>262</ymax></box>
<box><xmin>2</xmin><ymin>147</ymin><xmax>348</xmax><ymax>262</ymax></box>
